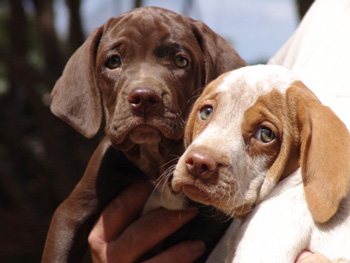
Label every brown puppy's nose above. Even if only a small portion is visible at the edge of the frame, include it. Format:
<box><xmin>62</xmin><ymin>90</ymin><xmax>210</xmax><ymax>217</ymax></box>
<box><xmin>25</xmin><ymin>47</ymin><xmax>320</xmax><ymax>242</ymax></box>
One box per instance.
<box><xmin>127</xmin><ymin>87</ymin><xmax>162</xmax><ymax>115</ymax></box>
<box><xmin>185</xmin><ymin>149</ymin><xmax>218</xmax><ymax>183</ymax></box>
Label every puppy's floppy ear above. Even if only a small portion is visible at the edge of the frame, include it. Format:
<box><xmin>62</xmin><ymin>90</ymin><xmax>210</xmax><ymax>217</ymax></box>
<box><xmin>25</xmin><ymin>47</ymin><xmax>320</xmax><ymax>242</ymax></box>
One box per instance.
<box><xmin>190</xmin><ymin>20</ymin><xmax>246</xmax><ymax>85</ymax></box>
<box><xmin>288</xmin><ymin>81</ymin><xmax>350</xmax><ymax>223</ymax></box>
<box><xmin>50</xmin><ymin>26</ymin><xmax>104</xmax><ymax>138</ymax></box>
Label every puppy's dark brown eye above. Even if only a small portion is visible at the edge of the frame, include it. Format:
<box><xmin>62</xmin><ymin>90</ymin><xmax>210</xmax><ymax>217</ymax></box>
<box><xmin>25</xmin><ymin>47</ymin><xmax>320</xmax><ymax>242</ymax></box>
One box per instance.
<box><xmin>255</xmin><ymin>127</ymin><xmax>276</xmax><ymax>143</ymax></box>
<box><xmin>199</xmin><ymin>105</ymin><xmax>213</xmax><ymax>120</ymax></box>
<box><xmin>105</xmin><ymin>55</ymin><xmax>122</xmax><ymax>69</ymax></box>
<box><xmin>174</xmin><ymin>55</ymin><xmax>189</xmax><ymax>68</ymax></box>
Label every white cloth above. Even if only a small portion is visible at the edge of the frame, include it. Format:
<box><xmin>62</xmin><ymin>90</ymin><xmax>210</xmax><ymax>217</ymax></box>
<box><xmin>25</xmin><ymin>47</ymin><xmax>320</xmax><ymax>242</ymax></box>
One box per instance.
<box><xmin>269</xmin><ymin>0</ymin><xmax>350</xmax><ymax>128</ymax></box>
<box><xmin>207</xmin><ymin>0</ymin><xmax>350</xmax><ymax>262</ymax></box>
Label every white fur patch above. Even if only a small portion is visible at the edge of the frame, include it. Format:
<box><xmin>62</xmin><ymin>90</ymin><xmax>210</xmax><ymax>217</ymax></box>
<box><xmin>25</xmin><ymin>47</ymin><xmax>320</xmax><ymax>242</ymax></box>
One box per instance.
<box><xmin>173</xmin><ymin>65</ymin><xmax>300</xmax><ymax>215</ymax></box>
<box><xmin>143</xmin><ymin>186</ymin><xmax>187</xmax><ymax>213</ymax></box>
<box><xmin>218</xmin><ymin>64</ymin><xmax>298</xmax><ymax>94</ymax></box>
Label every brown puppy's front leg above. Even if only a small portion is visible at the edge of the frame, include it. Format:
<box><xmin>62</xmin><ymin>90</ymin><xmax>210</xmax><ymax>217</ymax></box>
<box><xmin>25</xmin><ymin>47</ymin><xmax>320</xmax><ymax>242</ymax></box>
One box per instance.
<box><xmin>42</xmin><ymin>137</ymin><xmax>144</xmax><ymax>262</ymax></box>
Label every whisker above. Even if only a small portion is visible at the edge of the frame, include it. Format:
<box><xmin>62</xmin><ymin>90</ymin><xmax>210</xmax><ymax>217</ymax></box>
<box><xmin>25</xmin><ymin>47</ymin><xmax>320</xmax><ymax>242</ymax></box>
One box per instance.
<box><xmin>186</xmin><ymin>87</ymin><xmax>202</xmax><ymax>105</ymax></box>
<box><xmin>155</xmin><ymin>163</ymin><xmax>178</xmax><ymax>193</ymax></box>
<box><xmin>160</xmin><ymin>155</ymin><xmax>180</xmax><ymax>170</ymax></box>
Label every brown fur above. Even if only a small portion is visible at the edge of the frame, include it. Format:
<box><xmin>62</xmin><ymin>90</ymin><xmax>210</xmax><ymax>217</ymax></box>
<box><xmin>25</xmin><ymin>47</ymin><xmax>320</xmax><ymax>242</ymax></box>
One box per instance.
<box><xmin>287</xmin><ymin>81</ymin><xmax>350</xmax><ymax>223</ymax></box>
<box><xmin>43</xmin><ymin>7</ymin><xmax>245</xmax><ymax>262</ymax></box>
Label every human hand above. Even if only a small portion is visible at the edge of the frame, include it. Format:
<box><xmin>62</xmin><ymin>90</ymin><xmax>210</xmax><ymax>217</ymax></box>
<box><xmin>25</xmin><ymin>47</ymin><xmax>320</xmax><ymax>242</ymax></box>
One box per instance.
<box><xmin>88</xmin><ymin>180</ymin><xmax>206</xmax><ymax>263</ymax></box>
<box><xmin>295</xmin><ymin>250</ymin><xmax>332</xmax><ymax>263</ymax></box>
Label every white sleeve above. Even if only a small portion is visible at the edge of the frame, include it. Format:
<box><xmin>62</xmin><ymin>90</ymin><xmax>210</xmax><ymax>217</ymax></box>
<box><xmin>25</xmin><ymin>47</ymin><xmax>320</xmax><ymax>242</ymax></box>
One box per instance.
<box><xmin>269</xmin><ymin>0</ymin><xmax>350</xmax><ymax>129</ymax></box>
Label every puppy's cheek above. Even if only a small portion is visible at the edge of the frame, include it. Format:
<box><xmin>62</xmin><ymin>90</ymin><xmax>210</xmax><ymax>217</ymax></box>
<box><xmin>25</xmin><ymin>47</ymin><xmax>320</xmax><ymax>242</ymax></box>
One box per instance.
<box><xmin>171</xmin><ymin>156</ymin><xmax>191</xmax><ymax>192</ymax></box>
<box><xmin>171</xmin><ymin>171</ymin><xmax>184</xmax><ymax>193</ymax></box>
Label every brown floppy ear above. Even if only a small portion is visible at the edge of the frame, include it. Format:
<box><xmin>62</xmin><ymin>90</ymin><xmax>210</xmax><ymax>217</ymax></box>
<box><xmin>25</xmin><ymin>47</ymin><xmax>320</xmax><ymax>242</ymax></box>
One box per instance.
<box><xmin>288</xmin><ymin>81</ymin><xmax>350</xmax><ymax>223</ymax></box>
<box><xmin>50</xmin><ymin>27</ymin><xmax>104</xmax><ymax>138</ymax></box>
<box><xmin>190</xmin><ymin>20</ymin><xmax>246</xmax><ymax>84</ymax></box>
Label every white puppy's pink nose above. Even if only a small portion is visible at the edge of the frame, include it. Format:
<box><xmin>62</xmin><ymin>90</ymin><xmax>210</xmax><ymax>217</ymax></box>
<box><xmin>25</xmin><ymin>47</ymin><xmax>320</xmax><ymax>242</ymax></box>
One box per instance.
<box><xmin>185</xmin><ymin>149</ymin><xmax>218</xmax><ymax>183</ymax></box>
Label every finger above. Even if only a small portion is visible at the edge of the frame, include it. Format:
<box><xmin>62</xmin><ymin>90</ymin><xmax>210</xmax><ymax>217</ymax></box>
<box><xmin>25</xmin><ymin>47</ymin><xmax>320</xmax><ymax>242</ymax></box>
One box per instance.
<box><xmin>90</xmin><ymin>180</ymin><xmax>153</xmax><ymax>242</ymax></box>
<box><xmin>309</xmin><ymin>253</ymin><xmax>332</xmax><ymax>263</ymax></box>
<box><xmin>296</xmin><ymin>251</ymin><xmax>332</xmax><ymax>263</ymax></box>
<box><xmin>143</xmin><ymin>240</ymin><xmax>206</xmax><ymax>263</ymax></box>
<box><xmin>295</xmin><ymin>250</ymin><xmax>313</xmax><ymax>262</ymax></box>
<box><xmin>107</xmin><ymin>208</ymin><xmax>199</xmax><ymax>262</ymax></box>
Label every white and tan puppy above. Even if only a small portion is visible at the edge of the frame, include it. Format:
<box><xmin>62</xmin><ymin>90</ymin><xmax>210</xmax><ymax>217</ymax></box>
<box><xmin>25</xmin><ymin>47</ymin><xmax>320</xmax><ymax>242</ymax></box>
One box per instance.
<box><xmin>172</xmin><ymin>65</ymin><xmax>350</xmax><ymax>263</ymax></box>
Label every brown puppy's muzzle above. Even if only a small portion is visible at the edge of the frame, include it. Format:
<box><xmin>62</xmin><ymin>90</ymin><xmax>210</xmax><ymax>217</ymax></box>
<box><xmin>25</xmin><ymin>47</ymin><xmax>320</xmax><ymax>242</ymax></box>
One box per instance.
<box><xmin>107</xmin><ymin>78</ymin><xmax>183</xmax><ymax>149</ymax></box>
<box><xmin>125</xmin><ymin>86</ymin><xmax>165</xmax><ymax>146</ymax></box>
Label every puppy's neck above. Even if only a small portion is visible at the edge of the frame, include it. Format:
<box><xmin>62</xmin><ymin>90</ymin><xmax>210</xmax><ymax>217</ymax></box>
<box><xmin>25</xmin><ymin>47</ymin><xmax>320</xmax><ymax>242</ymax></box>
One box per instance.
<box><xmin>263</xmin><ymin>170</ymin><xmax>302</xmax><ymax>201</ymax></box>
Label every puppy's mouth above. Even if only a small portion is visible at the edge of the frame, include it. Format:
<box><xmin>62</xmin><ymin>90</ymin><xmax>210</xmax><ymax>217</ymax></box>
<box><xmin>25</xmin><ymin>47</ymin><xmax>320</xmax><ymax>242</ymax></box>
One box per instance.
<box><xmin>182</xmin><ymin>184</ymin><xmax>217</xmax><ymax>206</ymax></box>
<box><xmin>173</xmin><ymin>180</ymin><xmax>223</xmax><ymax>209</ymax></box>
<box><xmin>109</xmin><ymin>115</ymin><xmax>183</xmax><ymax>148</ymax></box>
<box><xmin>172</xmin><ymin>176</ymin><xmax>245</xmax><ymax>217</ymax></box>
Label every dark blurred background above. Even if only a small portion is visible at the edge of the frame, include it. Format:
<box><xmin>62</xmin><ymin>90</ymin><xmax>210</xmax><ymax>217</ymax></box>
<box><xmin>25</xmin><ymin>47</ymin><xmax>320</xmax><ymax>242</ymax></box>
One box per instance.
<box><xmin>0</xmin><ymin>0</ymin><xmax>312</xmax><ymax>261</ymax></box>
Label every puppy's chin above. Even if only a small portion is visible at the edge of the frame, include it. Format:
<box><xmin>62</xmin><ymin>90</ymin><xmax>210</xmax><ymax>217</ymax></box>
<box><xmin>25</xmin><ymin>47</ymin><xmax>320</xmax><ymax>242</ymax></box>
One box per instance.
<box><xmin>182</xmin><ymin>185</ymin><xmax>216</xmax><ymax>207</ymax></box>
<box><xmin>173</xmin><ymin>181</ymin><xmax>251</xmax><ymax>218</ymax></box>
<box><xmin>128</xmin><ymin>125</ymin><xmax>161</xmax><ymax>145</ymax></box>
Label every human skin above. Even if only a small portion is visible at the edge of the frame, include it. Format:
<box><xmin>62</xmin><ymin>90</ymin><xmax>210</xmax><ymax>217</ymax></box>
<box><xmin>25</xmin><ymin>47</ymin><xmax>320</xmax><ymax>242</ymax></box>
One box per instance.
<box><xmin>295</xmin><ymin>250</ymin><xmax>331</xmax><ymax>263</ymax></box>
<box><xmin>88</xmin><ymin>180</ymin><xmax>205</xmax><ymax>263</ymax></box>
<box><xmin>88</xmin><ymin>181</ymin><xmax>331</xmax><ymax>263</ymax></box>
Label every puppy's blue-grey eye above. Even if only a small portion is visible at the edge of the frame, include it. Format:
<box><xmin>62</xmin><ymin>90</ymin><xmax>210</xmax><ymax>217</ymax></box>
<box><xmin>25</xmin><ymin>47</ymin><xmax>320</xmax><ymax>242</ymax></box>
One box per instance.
<box><xmin>174</xmin><ymin>55</ymin><xmax>189</xmax><ymax>68</ymax></box>
<box><xmin>106</xmin><ymin>55</ymin><xmax>122</xmax><ymax>69</ymax></box>
<box><xmin>199</xmin><ymin>105</ymin><xmax>213</xmax><ymax>120</ymax></box>
<box><xmin>256</xmin><ymin>127</ymin><xmax>276</xmax><ymax>143</ymax></box>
